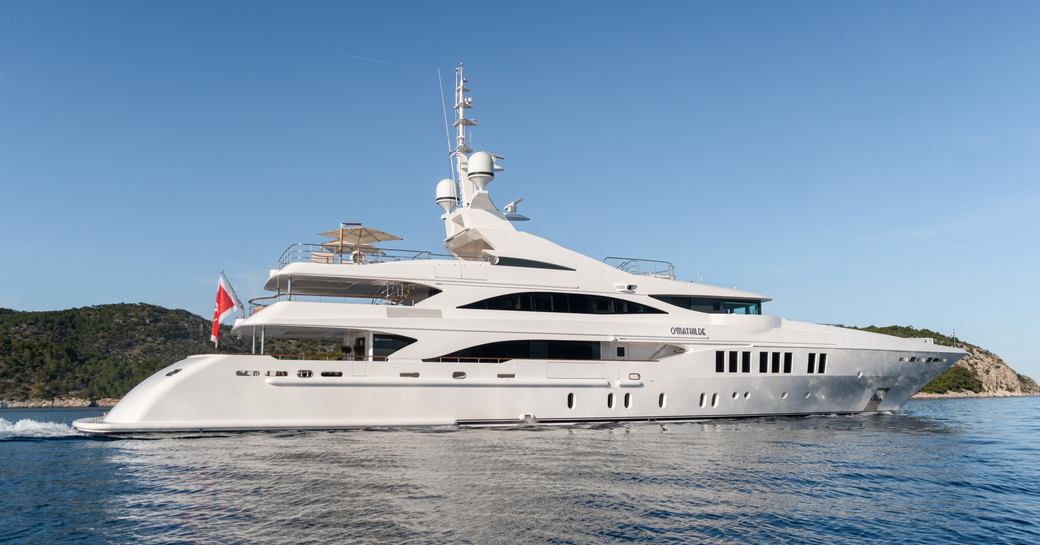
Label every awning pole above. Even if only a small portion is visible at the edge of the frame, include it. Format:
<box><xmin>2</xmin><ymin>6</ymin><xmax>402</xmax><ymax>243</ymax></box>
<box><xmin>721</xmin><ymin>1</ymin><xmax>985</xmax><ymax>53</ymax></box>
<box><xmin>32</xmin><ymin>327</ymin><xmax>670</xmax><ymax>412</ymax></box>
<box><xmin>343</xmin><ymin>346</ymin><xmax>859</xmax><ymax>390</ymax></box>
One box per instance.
<box><xmin>260</xmin><ymin>326</ymin><xmax>265</xmax><ymax>355</ymax></box>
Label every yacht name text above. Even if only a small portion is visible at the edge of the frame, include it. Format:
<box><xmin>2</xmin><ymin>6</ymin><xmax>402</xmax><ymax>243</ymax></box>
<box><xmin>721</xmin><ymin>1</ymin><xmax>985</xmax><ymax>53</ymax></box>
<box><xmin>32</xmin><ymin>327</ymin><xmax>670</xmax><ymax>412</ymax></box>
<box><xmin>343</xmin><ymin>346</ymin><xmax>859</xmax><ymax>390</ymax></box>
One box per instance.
<box><xmin>670</xmin><ymin>327</ymin><xmax>706</xmax><ymax>336</ymax></box>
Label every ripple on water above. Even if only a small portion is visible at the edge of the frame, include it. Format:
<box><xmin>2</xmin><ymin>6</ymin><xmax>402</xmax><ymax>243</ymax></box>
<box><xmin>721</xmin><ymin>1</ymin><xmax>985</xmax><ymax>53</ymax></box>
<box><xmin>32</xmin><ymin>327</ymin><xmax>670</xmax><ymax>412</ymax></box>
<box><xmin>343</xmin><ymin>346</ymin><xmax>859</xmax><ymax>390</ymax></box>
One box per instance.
<box><xmin>1</xmin><ymin>400</ymin><xmax>1040</xmax><ymax>544</ymax></box>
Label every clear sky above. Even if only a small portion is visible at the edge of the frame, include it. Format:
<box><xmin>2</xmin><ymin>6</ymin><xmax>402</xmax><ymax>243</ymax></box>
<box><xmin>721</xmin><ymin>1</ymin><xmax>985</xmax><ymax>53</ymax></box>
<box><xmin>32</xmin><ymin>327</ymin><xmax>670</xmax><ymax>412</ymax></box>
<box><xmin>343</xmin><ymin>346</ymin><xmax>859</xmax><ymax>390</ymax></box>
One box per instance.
<box><xmin>1</xmin><ymin>1</ymin><xmax>1038</xmax><ymax>376</ymax></box>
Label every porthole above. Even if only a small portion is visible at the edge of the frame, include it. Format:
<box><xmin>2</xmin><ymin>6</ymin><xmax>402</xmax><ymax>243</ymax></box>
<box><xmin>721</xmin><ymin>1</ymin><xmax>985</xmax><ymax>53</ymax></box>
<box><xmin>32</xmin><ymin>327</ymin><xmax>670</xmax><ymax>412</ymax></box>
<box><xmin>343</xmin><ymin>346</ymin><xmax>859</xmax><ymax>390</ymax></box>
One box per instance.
<box><xmin>857</xmin><ymin>371</ymin><xmax>863</xmax><ymax>379</ymax></box>
<box><xmin>744</xmin><ymin>391</ymin><xmax>750</xmax><ymax>399</ymax></box>
<box><xmin>711</xmin><ymin>393</ymin><xmax>719</xmax><ymax>408</ymax></box>
<box><xmin>297</xmin><ymin>370</ymin><xmax>313</xmax><ymax>378</ymax></box>
<box><xmin>624</xmin><ymin>393</ymin><xmax>631</xmax><ymax>409</ymax></box>
<box><xmin>804</xmin><ymin>392</ymin><xmax>811</xmax><ymax>399</ymax></box>
<box><xmin>321</xmin><ymin>371</ymin><xmax>343</xmax><ymax>377</ymax></box>
<box><xmin>400</xmin><ymin>372</ymin><xmax>420</xmax><ymax>378</ymax></box>
<box><xmin>781</xmin><ymin>391</ymin><xmax>788</xmax><ymax>399</ymax></box>
<box><xmin>699</xmin><ymin>393</ymin><xmax>706</xmax><ymax>408</ymax></box>
<box><xmin>607</xmin><ymin>392</ymin><xmax>615</xmax><ymax>409</ymax></box>
<box><xmin>731</xmin><ymin>391</ymin><xmax>738</xmax><ymax>399</ymax></box>
<box><xmin>658</xmin><ymin>393</ymin><xmax>666</xmax><ymax>408</ymax></box>
<box><xmin>452</xmin><ymin>371</ymin><xmax>467</xmax><ymax>379</ymax></box>
<box><xmin>165</xmin><ymin>369</ymin><xmax>182</xmax><ymax>377</ymax></box>
<box><xmin>567</xmin><ymin>392</ymin><xmax>575</xmax><ymax>409</ymax></box>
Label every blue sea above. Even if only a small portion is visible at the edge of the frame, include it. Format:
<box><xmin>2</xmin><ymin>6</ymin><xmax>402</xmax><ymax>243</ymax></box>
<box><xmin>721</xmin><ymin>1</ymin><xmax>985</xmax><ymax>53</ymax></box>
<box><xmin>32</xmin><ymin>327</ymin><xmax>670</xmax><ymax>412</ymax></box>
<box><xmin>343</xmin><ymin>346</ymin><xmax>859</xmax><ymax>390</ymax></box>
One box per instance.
<box><xmin>2</xmin><ymin>397</ymin><xmax>1039</xmax><ymax>544</ymax></box>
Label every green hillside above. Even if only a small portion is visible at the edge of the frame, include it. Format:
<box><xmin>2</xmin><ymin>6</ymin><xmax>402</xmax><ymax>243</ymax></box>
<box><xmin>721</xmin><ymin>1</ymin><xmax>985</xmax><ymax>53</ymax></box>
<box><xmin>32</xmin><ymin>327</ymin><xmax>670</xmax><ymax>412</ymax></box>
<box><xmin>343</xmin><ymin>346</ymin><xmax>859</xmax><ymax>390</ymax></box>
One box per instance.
<box><xmin>0</xmin><ymin>304</ymin><xmax>333</xmax><ymax>400</ymax></box>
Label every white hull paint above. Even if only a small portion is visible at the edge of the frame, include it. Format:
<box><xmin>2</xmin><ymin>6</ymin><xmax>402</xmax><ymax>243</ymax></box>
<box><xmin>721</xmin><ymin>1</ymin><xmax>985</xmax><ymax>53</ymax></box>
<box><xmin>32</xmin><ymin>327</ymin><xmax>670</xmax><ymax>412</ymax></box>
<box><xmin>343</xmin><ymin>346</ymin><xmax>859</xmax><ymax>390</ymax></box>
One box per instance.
<box><xmin>75</xmin><ymin>345</ymin><xmax>957</xmax><ymax>434</ymax></box>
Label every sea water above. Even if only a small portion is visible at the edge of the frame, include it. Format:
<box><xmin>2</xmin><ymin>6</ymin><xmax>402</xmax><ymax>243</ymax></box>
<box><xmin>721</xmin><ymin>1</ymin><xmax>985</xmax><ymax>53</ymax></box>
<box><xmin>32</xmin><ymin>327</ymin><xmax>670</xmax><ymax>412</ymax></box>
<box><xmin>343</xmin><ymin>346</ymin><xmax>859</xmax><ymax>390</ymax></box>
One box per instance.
<box><xmin>1</xmin><ymin>398</ymin><xmax>1038</xmax><ymax>544</ymax></box>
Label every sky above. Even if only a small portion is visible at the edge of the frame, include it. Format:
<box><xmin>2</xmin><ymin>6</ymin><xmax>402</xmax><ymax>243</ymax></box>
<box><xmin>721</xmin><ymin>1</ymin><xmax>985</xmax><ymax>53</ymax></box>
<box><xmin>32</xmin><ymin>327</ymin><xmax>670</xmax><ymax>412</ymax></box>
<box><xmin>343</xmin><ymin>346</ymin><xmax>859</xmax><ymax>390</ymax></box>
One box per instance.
<box><xmin>1</xmin><ymin>1</ymin><xmax>1038</xmax><ymax>376</ymax></box>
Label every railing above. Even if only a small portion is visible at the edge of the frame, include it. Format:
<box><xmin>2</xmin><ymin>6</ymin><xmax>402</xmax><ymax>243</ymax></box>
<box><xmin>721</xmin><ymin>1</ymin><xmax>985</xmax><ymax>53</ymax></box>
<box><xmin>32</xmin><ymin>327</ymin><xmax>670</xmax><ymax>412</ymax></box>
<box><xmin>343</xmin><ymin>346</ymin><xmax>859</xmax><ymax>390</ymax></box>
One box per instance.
<box><xmin>268</xmin><ymin>353</ymin><xmax>389</xmax><ymax>362</ymax></box>
<box><xmin>603</xmin><ymin>256</ymin><xmax>676</xmax><ymax>279</ymax></box>
<box><xmin>278</xmin><ymin>243</ymin><xmax>453</xmax><ymax>267</ymax></box>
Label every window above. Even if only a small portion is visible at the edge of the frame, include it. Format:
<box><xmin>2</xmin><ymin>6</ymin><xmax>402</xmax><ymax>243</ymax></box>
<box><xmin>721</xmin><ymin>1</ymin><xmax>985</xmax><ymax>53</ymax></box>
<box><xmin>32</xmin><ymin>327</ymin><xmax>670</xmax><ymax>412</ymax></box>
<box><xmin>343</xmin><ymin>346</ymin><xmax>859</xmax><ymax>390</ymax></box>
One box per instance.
<box><xmin>711</xmin><ymin>393</ymin><xmax>719</xmax><ymax>408</ymax></box>
<box><xmin>373</xmin><ymin>334</ymin><xmax>418</xmax><ymax>358</ymax></box>
<box><xmin>729</xmin><ymin>351</ymin><xmax>738</xmax><ymax>373</ymax></box>
<box><xmin>616</xmin><ymin>346</ymin><xmax>626</xmax><ymax>358</ymax></box>
<box><xmin>649</xmin><ymin>295</ymin><xmax>763</xmax><ymax>315</ymax></box>
<box><xmin>783</xmin><ymin>352</ymin><xmax>792</xmax><ymax>374</ymax></box>
<box><xmin>742</xmin><ymin>351</ymin><xmax>751</xmax><ymax>373</ymax></box>
<box><xmin>461</xmin><ymin>292</ymin><xmax>666</xmax><ymax>314</ymax></box>
<box><xmin>425</xmin><ymin>339</ymin><xmax>602</xmax><ymax>363</ymax></box>
<box><xmin>808</xmin><ymin>353</ymin><xmax>816</xmax><ymax>374</ymax></box>
<box><xmin>771</xmin><ymin>352</ymin><xmax>781</xmax><ymax>374</ymax></box>
<box><xmin>716</xmin><ymin>351</ymin><xmax>725</xmax><ymax>373</ymax></box>
<box><xmin>607</xmin><ymin>392</ymin><xmax>615</xmax><ymax>409</ymax></box>
<box><xmin>624</xmin><ymin>393</ymin><xmax>631</xmax><ymax>409</ymax></box>
<box><xmin>320</xmin><ymin>371</ymin><xmax>343</xmax><ymax>377</ymax></box>
<box><xmin>819</xmin><ymin>353</ymin><xmax>827</xmax><ymax>374</ymax></box>
<box><xmin>658</xmin><ymin>393</ymin><xmax>666</xmax><ymax>408</ymax></box>
<box><xmin>759</xmin><ymin>352</ymin><xmax>768</xmax><ymax>373</ymax></box>
<box><xmin>567</xmin><ymin>393</ymin><xmax>575</xmax><ymax>409</ymax></box>
<box><xmin>493</xmin><ymin>256</ymin><xmax>575</xmax><ymax>271</ymax></box>
<box><xmin>699</xmin><ymin>393</ymin><xmax>706</xmax><ymax>407</ymax></box>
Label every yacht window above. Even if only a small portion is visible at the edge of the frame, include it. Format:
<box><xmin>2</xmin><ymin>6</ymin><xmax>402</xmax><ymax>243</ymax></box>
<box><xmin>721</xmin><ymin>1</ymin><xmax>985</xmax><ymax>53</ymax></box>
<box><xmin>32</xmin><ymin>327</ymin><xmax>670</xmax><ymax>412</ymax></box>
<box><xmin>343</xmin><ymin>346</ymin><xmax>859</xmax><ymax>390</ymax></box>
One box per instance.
<box><xmin>783</xmin><ymin>352</ymin><xmax>792</xmax><ymax>374</ymax></box>
<box><xmin>759</xmin><ymin>352</ymin><xmax>768</xmax><ymax>373</ymax></box>
<box><xmin>742</xmin><ymin>351</ymin><xmax>751</xmax><ymax>373</ymax></box>
<box><xmin>493</xmin><ymin>256</ymin><xmax>575</xmax><ymax>271</ymax></box>
<box><xmin>808</xmin><ymin>353</ymin><xmax>816</xmax><ymax>374</ymax></box>
<box><xmin>728</xmin><ymin>351</ymin><xmax>738</xmax><ymax>373</ymax></box>
<box><xmin>650</xmin><ymin>295</ymin><xmax>763</xmax><ymax>315</ymax></box>
<box><xmin>818</xmin><ymin>354</ymin><xmax>828</xmax><ymax>374</ymax></box>
<box><xmin>771</xmin><ymin>352</ymin><xmax>781</xmax><ymax>374</ymax></box>
<box><xmin>716</xmin><ymin>351</ymin><xmax>725</xmax><ymax>372</ymax></box>
<box><xmin>372</xmin><ymin>334</ymin><xmax>418</xmax><ymax>358</ymax></box>
<box><xmin>616</xmin><ymin>346</ymin><xmax>626</xmax><ymax>358</ymax></box>
<box><xmin>460</xmin><ymin>292</ymin><xmax>666</xmax><ymax>314</ymax></box>
<box><xmin>425</xmin><ymin>339</ymin><xmax>602</xmax><ymax>363</ymax></box>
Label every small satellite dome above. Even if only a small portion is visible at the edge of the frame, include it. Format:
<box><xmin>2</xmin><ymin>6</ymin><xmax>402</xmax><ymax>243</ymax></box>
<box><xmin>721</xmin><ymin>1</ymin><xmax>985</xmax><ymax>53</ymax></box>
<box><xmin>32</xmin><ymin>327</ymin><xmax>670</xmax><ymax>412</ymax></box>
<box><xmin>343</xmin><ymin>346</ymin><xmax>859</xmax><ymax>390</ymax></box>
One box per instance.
<box><xmin>435</xmin><ymin>178</ymin><xmax>457</xmax><ymax>213</ymax></box>
<box><xmin>467</xmin><ymin>151</ymin><xmax>495</xmax><ymax>191</ymax></box>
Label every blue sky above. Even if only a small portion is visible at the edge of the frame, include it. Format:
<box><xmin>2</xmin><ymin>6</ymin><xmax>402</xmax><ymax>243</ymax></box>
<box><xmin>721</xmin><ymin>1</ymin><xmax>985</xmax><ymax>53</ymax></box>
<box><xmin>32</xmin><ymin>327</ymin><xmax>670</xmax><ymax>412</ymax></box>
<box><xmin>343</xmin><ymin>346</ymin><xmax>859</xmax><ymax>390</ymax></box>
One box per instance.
<box><xmin>1</xmin><ymin>1</ymin><xmax>1038</xmax><ymax>376</ymax></box>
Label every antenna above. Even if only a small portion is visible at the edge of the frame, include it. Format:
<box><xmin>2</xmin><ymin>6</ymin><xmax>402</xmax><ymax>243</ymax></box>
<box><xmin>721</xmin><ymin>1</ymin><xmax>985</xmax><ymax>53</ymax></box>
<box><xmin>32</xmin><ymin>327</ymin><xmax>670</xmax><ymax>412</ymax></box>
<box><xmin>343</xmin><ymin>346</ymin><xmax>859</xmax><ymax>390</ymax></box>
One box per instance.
<box><xmin>436</xmin><ymin>68</ymin><xmax>455</xmax><ymax>185</ymax></box>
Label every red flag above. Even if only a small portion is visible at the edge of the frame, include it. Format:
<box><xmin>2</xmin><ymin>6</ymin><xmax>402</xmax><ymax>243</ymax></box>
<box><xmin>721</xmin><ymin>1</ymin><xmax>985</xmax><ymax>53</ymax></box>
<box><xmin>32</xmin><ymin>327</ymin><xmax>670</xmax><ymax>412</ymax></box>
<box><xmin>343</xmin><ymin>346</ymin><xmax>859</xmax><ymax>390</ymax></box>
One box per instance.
<box><xmin>211</xmin><ymin>272</ymin><xmax>242</xmax><ymax>347</ymax></box>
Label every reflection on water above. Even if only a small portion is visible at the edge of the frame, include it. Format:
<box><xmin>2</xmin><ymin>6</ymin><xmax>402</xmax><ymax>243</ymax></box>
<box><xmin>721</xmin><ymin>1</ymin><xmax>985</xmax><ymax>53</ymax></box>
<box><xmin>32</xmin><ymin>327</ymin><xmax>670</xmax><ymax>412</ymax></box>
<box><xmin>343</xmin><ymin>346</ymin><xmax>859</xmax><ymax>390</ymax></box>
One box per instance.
<box><xmin>2</xmin><ymin>398</ymin><xmax>1039</xmax><ymax>544</ymax></box>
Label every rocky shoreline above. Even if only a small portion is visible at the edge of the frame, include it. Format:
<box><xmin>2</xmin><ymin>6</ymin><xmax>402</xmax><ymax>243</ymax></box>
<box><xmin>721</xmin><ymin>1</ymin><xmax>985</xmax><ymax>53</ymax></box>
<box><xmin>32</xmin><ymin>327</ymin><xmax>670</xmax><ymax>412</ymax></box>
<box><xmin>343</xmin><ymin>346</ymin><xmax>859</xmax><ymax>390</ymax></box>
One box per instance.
<box><xmin>0</xmin><ymin>397</ymin><xmax>120</xmax><ymax>409</ymax></box>
<box><xmin>911</xmin><ymin>391</ymin><xmax>1038</xmax><ymax>400</ymax></box>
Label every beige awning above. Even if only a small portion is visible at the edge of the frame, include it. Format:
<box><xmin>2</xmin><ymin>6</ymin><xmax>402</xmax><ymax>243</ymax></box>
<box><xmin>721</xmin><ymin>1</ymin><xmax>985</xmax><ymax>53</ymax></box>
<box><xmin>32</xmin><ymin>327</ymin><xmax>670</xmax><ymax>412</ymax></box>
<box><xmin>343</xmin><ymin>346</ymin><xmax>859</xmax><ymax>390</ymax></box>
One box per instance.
<box><xmin>319</xmin><ymin>224</ymin><xmax>402</xmax><ymax>246</ymax></box>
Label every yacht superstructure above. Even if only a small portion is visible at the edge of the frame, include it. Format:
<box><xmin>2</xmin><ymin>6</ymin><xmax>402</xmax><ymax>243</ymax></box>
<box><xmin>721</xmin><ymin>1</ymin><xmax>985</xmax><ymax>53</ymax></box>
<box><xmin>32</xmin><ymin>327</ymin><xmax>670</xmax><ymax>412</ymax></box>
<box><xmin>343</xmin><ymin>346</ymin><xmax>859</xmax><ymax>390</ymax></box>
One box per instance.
<box><xmin>74</xmin><ymin>66</ymin><xmax>964</xmax><ymax>434</ymax></box>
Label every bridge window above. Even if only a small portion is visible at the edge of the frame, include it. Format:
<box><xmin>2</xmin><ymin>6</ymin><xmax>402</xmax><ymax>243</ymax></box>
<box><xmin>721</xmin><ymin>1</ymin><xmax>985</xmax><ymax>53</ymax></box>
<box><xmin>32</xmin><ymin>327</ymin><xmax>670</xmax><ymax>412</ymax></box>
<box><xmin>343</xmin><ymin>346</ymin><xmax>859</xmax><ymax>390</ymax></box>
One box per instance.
<box><xmin>460</xmin><ymin>292</ymin><xmax>665</xmax><ymax>314</ymax></box>
<box><xmin>425</xmin><ymin>339</ymin><xmax>602</xmax><ymax>363</ymax></box>
<box><xmin>649</xmin><ymin>296</ymin><xmax>762</xmax><ymax>315</ymax></box>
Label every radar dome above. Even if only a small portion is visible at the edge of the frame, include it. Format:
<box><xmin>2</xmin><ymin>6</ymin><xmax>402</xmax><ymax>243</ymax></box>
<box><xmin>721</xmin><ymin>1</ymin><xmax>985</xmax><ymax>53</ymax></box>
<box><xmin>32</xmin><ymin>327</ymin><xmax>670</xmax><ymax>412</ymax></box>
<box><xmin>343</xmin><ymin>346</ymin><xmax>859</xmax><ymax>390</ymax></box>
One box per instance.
<box><xmin>435</xmin><ymin>178</ymin><xmax>458</xmax><ymax>213</ymax></box>
<box><xmin>467</xmin><ymin>151</ymin><xmax>495</xmax><ymax>191</ymax></box>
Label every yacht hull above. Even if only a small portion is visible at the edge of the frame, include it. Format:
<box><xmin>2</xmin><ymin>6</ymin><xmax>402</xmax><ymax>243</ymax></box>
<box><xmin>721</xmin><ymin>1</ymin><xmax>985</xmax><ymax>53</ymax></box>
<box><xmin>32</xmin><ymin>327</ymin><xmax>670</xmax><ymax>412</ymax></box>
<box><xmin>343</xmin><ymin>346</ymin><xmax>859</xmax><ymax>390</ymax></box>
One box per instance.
<box><xmin>73</xmin><ymin>348</ymin><xmax>960</xmax><ymax>435</ymax></box>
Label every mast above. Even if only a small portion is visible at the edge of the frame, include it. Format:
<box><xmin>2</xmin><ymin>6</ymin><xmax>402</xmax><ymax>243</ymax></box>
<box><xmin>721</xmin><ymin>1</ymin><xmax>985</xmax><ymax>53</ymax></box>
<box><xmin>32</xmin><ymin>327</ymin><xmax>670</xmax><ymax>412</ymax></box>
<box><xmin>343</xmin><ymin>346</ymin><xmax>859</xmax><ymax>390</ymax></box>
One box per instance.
<box><xmin>452</xmin><ymin>63</ymin><xmax>476</xmax><ymax>206</ymax></box>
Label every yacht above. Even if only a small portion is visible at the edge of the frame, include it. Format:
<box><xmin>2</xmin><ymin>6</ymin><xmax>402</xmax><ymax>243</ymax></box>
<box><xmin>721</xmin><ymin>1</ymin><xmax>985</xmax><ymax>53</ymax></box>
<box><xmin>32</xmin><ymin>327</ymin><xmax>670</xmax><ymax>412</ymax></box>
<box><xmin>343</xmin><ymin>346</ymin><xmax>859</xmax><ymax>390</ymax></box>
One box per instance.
<box><xmin>74</xmin><ymin>66</ymin><xmax>965</xmax><ymax>434</ymax></box>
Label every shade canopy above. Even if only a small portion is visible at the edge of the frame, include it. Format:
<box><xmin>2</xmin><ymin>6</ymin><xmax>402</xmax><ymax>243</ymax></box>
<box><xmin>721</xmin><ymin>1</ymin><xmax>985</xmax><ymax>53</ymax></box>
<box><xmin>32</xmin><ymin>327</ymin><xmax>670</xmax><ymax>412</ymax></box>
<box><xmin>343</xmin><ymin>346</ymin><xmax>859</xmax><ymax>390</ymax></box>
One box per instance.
<box><xmin>319</xmin><ymin>224</ymin><xmax>401</xmax><ymax>246</ymax></box>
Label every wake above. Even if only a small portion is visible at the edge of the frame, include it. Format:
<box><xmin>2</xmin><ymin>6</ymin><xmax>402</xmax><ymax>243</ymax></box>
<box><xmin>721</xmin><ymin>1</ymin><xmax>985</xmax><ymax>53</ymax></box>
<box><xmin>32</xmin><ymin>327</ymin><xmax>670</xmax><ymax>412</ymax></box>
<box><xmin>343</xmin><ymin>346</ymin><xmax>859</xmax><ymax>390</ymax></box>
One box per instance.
<box><xmin>0</xmin><ymin>418</ymin><xmax>82</xmax><ymax>439</ymax></box>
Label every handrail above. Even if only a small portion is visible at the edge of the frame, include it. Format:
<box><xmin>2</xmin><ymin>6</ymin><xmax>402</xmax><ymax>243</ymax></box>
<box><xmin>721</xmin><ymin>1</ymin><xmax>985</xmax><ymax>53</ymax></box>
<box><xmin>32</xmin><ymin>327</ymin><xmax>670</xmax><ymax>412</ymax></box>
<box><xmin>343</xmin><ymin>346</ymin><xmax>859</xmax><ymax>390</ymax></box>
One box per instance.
<box><xmin>277</xmin><ymin>243</ymin><xmax>453</xmax><ymax>267</ymax></box>
<box><xmin>268</xmin><ymin>354</ymin><xmax>389</xmax><ymax>362</ymax></box>
<box><xmin>603</xmin><ymin>256</ymin><xmax>676</xmax><ymax>279</ymax></box>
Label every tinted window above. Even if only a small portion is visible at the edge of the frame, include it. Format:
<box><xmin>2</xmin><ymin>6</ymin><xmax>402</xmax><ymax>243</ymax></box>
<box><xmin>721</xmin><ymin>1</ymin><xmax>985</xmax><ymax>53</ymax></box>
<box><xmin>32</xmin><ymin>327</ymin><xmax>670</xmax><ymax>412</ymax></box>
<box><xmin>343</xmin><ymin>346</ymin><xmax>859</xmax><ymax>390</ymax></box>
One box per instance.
<box><xmin>742</xmin><ymin>351</ymin><xmax>751</xmax><ymax>373</ymax></box>
<box><xmin>716</xmin><ymin>351</ymin><xmax>725</xmax><ymax>372</ymax></box>
<box><xmin>759</xmin><ymin>352</ymin><xmax>768</xmax><ymax>373</ymax></box>
<box><xmin>426</xmin><ymin>339</ymin><xmax>602</xmax><ymax>363</ymax></box>
<box><xmin>650</xmin><ymin>295</ymin><xmax>762</xmax><ymax>315</ymax></box>
<box><xmin>807</xmin><ymin>353</ymin><xmax>816</xmax><ymax>374</ymax></box>
<box><xmin>372</xmin><ymin>334</ymin><xmax>418</xmax><ymax>358</ymax></box>
<box><xmin>819</xmin><ymin>353</ymin><xmax>828</xmax><ymax>374</ymax></box>
<box><xmin>460</xmin><ymin>292</ymin><xmax>665</xmax><ymax>314</ymax></box>
<box><xmin>783</xmin><ymin>352</ymin><xmax>793</xmax><ymax>374</ymax></box>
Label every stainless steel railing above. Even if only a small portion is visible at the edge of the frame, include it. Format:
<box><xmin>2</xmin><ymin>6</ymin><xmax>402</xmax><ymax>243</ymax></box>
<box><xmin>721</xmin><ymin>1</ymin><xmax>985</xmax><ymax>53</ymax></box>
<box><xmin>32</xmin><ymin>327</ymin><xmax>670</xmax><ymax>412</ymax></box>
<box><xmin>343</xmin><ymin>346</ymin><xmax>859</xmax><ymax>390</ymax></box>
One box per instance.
<box><xmin>277</xmin><ymin>243</ymin><xmax>453</xmax><ymax>267</ymax></box>
<box><xmin>603</xmin><ymin>256</ymin><xmax>676</xmax><ymax>279</ymax></box>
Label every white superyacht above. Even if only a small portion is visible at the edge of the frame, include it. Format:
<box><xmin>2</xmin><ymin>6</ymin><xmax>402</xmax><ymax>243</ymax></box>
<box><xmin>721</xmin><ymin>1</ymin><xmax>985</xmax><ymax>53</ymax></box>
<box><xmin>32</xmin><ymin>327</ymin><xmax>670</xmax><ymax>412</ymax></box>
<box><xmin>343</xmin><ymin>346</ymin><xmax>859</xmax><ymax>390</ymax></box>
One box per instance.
<box><xmin>75</xmin><ymin>66</ymin><xmax>964</xmax><ymax>434</ymax></box>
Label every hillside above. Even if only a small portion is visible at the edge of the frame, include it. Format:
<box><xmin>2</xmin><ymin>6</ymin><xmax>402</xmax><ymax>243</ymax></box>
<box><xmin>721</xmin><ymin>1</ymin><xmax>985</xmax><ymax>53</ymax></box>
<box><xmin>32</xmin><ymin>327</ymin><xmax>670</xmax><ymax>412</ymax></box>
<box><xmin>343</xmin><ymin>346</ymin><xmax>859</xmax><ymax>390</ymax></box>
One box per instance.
<box><xmin>0</xmin><ymin>304</ymin><xmax>335</xmax><ymax>402</ymax></box>
<box><xmin>851</xmin><ymin>325</ymin><xmax>1039</xmax><ymax>396</ymax></box>
<box><xmin>0</xmin><ymin>305</ymin><xmax>1036</xmax><ymax>403</ymax></box>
